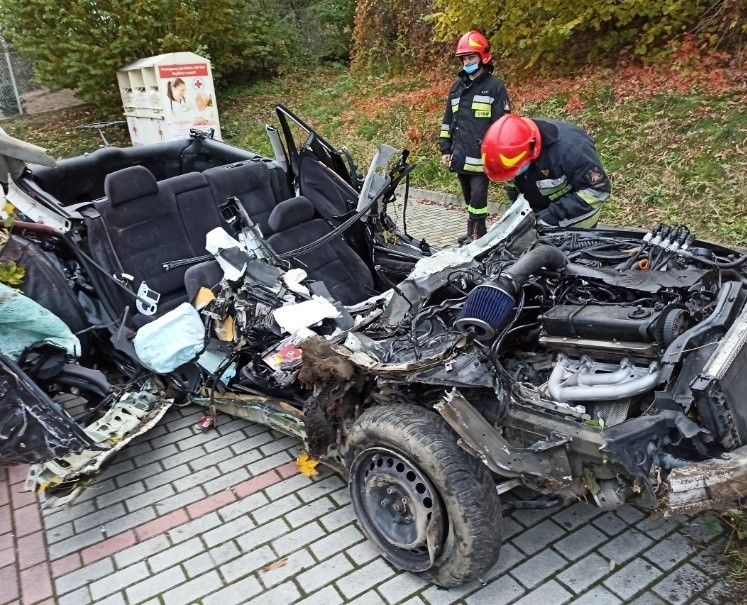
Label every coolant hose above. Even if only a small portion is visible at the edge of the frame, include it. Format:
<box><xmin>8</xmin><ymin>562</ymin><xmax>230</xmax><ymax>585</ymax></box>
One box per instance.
<box><xmin>677</xmin><ymin>249</ymin><xmax>747</xmax><ymax>269</ymax></box>
<box><xmin>503</xmin><ymin>244</ymin><xmax>568</xmax><ymax>291</ymax></box>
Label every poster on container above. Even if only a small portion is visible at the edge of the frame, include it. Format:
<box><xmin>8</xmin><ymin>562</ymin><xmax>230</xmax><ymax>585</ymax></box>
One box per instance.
<box><xmin>126</xmin><ymin>116</ymin><xmax>143</xmax><ymax>146</ymax></box>
<box><xmin>126</xmin><ymin>117</ymin><xmax>167</xmax><ymax>146</ymax></box>
<box><xmin>157</xmin><ymin>62</ymin><xmax>222</xmax><ymax>141</ymax></box>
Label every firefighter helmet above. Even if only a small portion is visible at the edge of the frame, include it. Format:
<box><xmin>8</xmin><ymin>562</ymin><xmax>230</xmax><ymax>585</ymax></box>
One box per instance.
<box><xmin>455</xmin><ymin>31</ymin><xmax>492</xmax><ymax>64</ymax></box>
<box><xmin>481</xmin><ymin>115</ymin><xmax>542</xmax><ymax>181</ymax></box>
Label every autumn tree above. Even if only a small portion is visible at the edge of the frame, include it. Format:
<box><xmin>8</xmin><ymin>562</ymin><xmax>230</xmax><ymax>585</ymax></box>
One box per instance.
<box><xmin>276</xmin><ymin>0</ymin><xmax>357</xmax><ymax>62</ymax></box>
<box><xmin>432</xmin><ymin>0</ymin><xmax>746</xmax><ymax>69</ymax></box>
<box><xmin>0</xmin><ymin>0</ymin><xmax>296</xmax><ymax>113</ymax></box>
<box><xmin>351</xmin><ymin>0</ymin><xmax>448</xmax><ymax>72</ymax></box>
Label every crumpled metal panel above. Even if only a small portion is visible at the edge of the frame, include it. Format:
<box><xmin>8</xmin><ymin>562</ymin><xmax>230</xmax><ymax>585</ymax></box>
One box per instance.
<box><xmin>0</xmin><ymin>352</ymin><xmax>97</xmax><ymax>467</ymax></box>
<box><xmin>666</xmin><ymin>444</ymin><xmax>747</xmax><ymax>514</ymax></box>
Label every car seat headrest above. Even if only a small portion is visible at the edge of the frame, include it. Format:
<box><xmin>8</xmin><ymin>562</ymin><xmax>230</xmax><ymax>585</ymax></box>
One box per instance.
<box><xmin>268</xmin><ymin>196</ymin><xmax>315</xmax><ymax>232</ymax></box>
<box><xmin>104</xmin><ymin>166</ymin><xmax>158</xmax><ymax>206</ymax></box>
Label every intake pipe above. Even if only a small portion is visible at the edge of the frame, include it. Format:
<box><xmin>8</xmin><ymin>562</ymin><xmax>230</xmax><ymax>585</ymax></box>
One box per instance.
<box><xmin>456</xmin><ymin>244</ymin><xmax>568</xmax><ymax>341</ymax></box>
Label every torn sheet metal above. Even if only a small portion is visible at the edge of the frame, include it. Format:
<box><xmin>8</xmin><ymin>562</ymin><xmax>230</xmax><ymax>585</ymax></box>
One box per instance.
<box><xmin>602</xmin><ymin>410</ymin><xmax>713</xmax><ymax>493</ymax></box>
<box><xmin>435</xmin><ymin>388</ymin><xmax>573</xmax><ymax>488</ymax></box>
<box><xmin>406</xmin><ymin>197</ymin><xmax>534</xmax><ymax>281</ymax></box>
<box><xmin>356</xmin><ymin>144</ymin><xmax>399</xmax><ymax>216</ymax></box>
<box><xmin>192</xmin><ymin>391</ymin><xmax>306</xmax><ymax>439</ymax></box>
<box><xmin>5</xmin><ymin>179</ymin><xmax>71</xmax><ymax>233</ymax></box>
<box><xmin>0</xmin><ymin>352</ymin><xmax>97</xmax><ymax>467</ymax></box>
<box><xmin>334</xmin><ymin>333</ymin><xmax>459</xmax><ymax>377</ymax></box>
<box><xmin>409</xmin><ymin>350</ymin><xmax>495</xmax><ymax>388</ymax></box>
<box><xmin>0</xmin><ymin>127</ymin><xmax>56</xmax><ymax>180</ymax></box>
<box><xmin>384</xmin><ymin>198</ymin><xmax>535</xmax><ymax>325</ymax></box>
<box><xmin>26</xmin><ymin>389</ymin><xmax>172</xmax><ymax>506</ymax></box>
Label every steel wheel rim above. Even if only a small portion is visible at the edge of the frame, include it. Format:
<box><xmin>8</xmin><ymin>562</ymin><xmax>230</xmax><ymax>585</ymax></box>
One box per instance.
<box><xmin>350</xmin><ymin>446</ymin><xmax>445</xmax><ymax>572</ymax></box>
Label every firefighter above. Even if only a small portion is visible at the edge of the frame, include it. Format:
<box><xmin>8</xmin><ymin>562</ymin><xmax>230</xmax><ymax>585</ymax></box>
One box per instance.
<box><xmin>439</xmin><ymin>31</ymin><xmax>511</xmax><ymax>244</ymax></box>
<box><xmin>481</xmin><ymin>114</ymin><xmax>611</xmax><ymax>228</ymax></box>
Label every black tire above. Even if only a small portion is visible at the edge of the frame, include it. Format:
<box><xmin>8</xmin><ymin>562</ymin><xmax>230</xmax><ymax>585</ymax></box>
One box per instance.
<box><xmin>345</xmin><ymin>403</ymin><xmax>503</xmax><ymax>587</ymax></box>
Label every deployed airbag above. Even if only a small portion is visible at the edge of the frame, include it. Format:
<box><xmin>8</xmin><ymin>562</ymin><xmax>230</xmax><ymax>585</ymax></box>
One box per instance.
<box><xmin>133</xmin><ymin>303</ymin><xmax>206</xmax><ymax>373</ymax></box>
<box><xmin>0</xmin><ymin>283</ymin><xmax>80</xmax><ymax>360</ymax></box>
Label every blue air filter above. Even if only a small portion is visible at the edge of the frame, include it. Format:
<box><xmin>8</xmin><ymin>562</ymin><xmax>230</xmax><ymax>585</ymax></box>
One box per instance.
<box><xmin>456</xmin><ymin>282</ymin><xmax>516</xmax><ymax>341</ymax></box>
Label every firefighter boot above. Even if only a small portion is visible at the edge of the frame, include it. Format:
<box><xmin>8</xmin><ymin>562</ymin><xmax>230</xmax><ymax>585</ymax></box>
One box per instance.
<box><xmin>471</xmin><ymin>216</ymin><xmax>487</xmax><ymax>240</ymax></box>
<box><xmin>456</xmin><ymin>218</ymin><xmax>472</xmax><ymax>245</ymax></box>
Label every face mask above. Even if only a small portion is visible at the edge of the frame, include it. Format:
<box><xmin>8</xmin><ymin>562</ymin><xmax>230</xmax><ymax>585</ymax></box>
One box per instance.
<box><xmin>463</xmin><ymin>63</ymin><xmax>479</xmax><ymax>75</ymax></box>
<box><xmin>516</xmin><ymin>162</ymin><xmax>530</xmax><ymax>176</ymax></box>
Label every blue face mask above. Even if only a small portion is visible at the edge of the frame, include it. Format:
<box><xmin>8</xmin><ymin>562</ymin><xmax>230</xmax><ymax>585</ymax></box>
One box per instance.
<box><xmin>516</xmin><ymin>162</ymin><xmax>530</xmax><ymax>176</ymax></box>
<box><xmin>463</xmin><ymin>63</ymin><xmax>479</xmax><ymax>75</ymax></box>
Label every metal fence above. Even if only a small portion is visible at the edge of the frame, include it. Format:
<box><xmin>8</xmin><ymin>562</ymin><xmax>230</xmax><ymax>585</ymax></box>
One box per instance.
<box><xmin>0</xmin><ymin>36</ymin><xmax>40</xmax><ymax>118</ymax></box>
<box><xmin>0</xmin><ymin>37</ymin><xmax>83</xmax><ymax>120</ymax></box>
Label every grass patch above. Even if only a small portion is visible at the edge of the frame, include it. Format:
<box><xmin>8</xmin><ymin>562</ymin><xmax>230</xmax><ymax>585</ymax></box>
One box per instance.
<box><xmin>706</xmin><ymin>510</ymin><xmax>747</xmax><ymax>591</ymax></box>
<box><xmin>1</xmin><ymin>66</ymin><xmax>745</xmax><ymax>247</ymax></box>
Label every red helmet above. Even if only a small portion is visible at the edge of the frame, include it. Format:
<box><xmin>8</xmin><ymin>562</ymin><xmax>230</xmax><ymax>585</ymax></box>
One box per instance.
<box><xmin>481</xmin><ymin>115</ymin><xmax>542</xmax><ymax>181</ymax></box>
<box><xmin>455</xmin><ymin>31</ymin><xmax>492</xmax><ymax>64</ymax></box>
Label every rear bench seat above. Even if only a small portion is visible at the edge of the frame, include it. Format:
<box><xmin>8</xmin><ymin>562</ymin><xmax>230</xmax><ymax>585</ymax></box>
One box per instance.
<box><xmin>86</xmin><ymin>160</ymin><xmax>287</xmax><ymax>326</ymax></box>
<box><xmin>85</xmin><ymin>158</ymin><xmax>368</xmax><ymax>328</ymax></box>
<box><xmin>86</xmin><ymin>166</ymin><xmax>197</xmax><ymax>327</ymax></box>
<box><xmin>203</xmin><ymin>160</ymin><xmax>291</xmax><ymax>237</ymax></box>
<box><xmin>160</xmin><ymin>171</ymin><xmax>226</xmax><ymax>257</ymax></box>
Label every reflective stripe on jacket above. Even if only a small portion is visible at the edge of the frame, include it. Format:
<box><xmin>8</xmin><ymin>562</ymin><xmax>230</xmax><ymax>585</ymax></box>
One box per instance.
<box><xmin>506</xmin><ymin>119</ymin><xmax>611</xmax><ymax>228</ymax></box>
<box><xmin>439</xmin><ymin>69</ymin><xmax>510</xmax><ymax>175</ymax></box>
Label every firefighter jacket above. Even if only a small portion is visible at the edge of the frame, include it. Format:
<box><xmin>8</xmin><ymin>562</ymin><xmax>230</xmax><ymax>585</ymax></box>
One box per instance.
<box><xmin>439</xmin><ymin>68</ymin><xmax>510</xmax><ymax>175</ymax></box>
<box><xmin>506</xmin><ymin>119</ymin><xmax>611</xmax><ymax>228</ymax></box>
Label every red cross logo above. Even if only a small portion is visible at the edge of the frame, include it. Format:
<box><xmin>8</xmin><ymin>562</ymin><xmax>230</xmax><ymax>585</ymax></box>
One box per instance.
<box><xmin>193</xmin><ymin>78</ymin><xmax>204</xmax><ymax>90</ymax></box>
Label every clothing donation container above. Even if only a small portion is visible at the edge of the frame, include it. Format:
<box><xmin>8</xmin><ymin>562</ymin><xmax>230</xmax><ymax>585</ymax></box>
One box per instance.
<box><xmin>117</xmin><ymin>52</ymin><xmax>222</xmax><ymax>145</ymax></box>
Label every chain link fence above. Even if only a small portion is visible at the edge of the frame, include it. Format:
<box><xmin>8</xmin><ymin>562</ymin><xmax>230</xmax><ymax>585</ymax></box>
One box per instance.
<box><xmin>1</xmin><ymin>36</ymin><xmax>82</xmax><ymax>119</ymax></box>
<box><xmin>0</xmin><ymin>36</ymin><xmax>36</xmax><ymax>118</ymax></box>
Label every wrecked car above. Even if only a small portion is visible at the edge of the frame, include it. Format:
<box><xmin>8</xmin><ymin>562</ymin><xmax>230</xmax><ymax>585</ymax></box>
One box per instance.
<box><xmin>2</xmin><ymin>107</ymin><xmax>747</xmax><ymax>587</ymax></box>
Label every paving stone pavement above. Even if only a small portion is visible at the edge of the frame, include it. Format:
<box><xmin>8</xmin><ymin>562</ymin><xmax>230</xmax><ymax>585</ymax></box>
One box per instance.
<box><xmin>1</xmin><ymin>197</ymin><xmax>742</xmax><ymax>605</ymax></box>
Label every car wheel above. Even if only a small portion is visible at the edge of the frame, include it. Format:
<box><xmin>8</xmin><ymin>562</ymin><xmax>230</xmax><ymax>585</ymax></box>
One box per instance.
<box><xmin>345</xmin><ymin>403</ymin><xmax>502</xmax><ymax>587</ymax></box>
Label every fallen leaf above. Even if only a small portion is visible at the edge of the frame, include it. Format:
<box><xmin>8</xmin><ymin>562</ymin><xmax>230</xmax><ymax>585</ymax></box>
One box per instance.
<box><xmin>261</xmin><ymin>557</ymin><xmax>288</xmax><ymax>572</ymax></box>
<box><xmin>297</xmin><ymin>452</ymin><xmax>320</xmax><ymax>476</ymax></box>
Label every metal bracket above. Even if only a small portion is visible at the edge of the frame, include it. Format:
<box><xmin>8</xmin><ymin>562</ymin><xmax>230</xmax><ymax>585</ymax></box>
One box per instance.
<box><xmin>435</xmin><ymin>388</ymin><xmax>574</xmax><ymax>486</ymax></box>
<box><xmin>135</xmin><ymin>281</ymin><xmax>160</xmax><ymax>316</ymax></box>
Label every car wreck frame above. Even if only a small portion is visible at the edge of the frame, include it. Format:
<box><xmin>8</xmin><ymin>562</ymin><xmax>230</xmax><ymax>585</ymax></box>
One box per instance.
<box><xmin>1</xmin><ymin>108</ymin><xmax>747</xmax><ymax>587</ymax></box>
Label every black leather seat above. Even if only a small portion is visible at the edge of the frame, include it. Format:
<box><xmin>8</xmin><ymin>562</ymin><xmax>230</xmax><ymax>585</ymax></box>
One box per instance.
<box><xmin>159</xmin><ymin>171</ymin><xmax>227</xmax><ymax>255</ymax></box>
<box><xmin>266</xmin><ymin>197</ymin><xmax>375</xmax><ymax>306</ymax></box>
<box><xmin>88</xmin><ymin>167</ymin><xmax>198</xmax><ymax>325</ymax></box>
<box><xmin>203</xmin><ymin>161</ymin><xmax>290</xmax><ymax>237</ymax></box>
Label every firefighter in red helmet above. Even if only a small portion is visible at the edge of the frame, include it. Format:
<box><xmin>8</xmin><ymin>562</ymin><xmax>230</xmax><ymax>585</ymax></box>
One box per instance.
<box><xmin>439</xmin><ymin>31</ymin><xmax>511</xmax><ymax>244</ymax></box>
<box><xmin>481</xmin><ymin>114</ymin><xmax>611</xmax><ymax>228</ymax></box>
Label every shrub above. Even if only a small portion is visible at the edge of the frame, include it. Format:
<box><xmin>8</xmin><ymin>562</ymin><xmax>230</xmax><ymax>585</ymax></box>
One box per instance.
<box><xmin>431</xmin><ymin>0</ymin><xmax>746</xmax><ymax>69</ymax></box>
<box><xmin>0</xmin><ymin>0</ymin><xmax>298</xmax><ymax>114</ymax></box>
<box><xmin>351</xmin><ymin>0</ymin><xmax>448</xmax><ymax>73</ymax></box>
